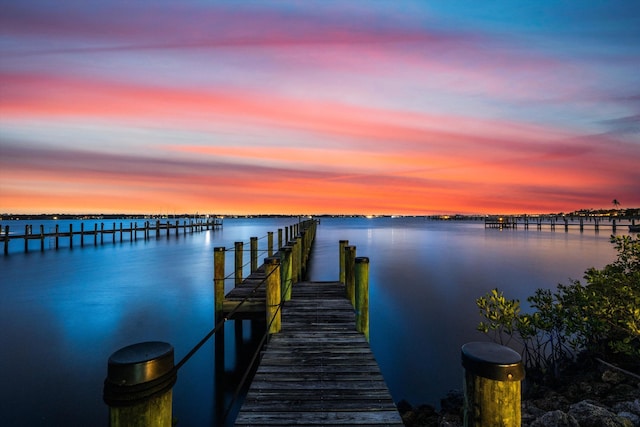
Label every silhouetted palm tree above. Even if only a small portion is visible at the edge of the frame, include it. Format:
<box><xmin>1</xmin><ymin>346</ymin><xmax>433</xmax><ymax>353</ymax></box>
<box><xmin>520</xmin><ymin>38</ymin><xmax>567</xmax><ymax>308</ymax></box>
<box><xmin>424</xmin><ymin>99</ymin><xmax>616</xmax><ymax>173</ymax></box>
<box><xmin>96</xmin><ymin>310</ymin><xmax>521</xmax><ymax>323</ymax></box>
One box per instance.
<box><xmin>612</xmin><ymin>199</ymin><xmax>620</xmax><ymax>209</ymax></box>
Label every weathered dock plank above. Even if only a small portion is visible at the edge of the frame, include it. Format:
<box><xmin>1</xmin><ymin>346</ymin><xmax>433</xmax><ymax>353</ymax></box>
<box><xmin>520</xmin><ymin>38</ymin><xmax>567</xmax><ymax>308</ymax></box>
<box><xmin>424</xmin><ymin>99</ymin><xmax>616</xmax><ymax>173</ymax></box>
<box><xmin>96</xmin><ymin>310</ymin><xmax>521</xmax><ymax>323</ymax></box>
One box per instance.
<box><xmin>234</xmin><ymin>281</ymin><xmax>403</xmax><ymax>426</ymax></box>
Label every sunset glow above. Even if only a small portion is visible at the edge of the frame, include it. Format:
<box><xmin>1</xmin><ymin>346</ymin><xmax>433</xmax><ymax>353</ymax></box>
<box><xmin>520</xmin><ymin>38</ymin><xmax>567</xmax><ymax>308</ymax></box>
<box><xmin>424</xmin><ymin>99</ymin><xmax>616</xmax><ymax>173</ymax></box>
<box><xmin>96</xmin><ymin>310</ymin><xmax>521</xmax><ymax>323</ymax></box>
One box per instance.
<box><xmin>1</xmin><ymin>1</ymin><xmax>639</xmax><ymax>215</ymax></box>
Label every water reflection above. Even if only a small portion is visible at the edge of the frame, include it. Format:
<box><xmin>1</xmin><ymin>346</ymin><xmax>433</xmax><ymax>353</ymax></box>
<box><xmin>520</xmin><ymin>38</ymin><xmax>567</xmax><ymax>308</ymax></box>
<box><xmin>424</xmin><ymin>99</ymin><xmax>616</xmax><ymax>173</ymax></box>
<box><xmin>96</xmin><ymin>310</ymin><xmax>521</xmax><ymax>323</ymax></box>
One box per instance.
<box><xmin>0</xmin><ymin>217</ymin><xmax>621</xmax><ymax>424</ymax></box>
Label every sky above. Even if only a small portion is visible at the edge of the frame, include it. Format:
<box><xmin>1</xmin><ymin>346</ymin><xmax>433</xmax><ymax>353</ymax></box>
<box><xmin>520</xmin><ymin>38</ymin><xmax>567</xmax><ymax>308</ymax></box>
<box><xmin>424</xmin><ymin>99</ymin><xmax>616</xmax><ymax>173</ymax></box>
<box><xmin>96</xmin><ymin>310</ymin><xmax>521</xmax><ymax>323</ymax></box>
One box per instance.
<box><xmin>1</xmin><ymin>1</ymin><xmax>639</xmax><ymax>215</ymax></box>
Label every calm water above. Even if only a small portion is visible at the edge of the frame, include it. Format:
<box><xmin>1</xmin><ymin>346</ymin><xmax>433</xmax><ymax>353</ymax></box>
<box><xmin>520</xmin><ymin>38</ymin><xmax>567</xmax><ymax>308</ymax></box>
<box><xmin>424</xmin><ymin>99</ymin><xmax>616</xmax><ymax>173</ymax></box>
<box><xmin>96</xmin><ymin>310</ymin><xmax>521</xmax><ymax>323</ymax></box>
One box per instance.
<box><xmin>0</xmin><ymin>217</ymin><xmax>624</xmax><ymax>425</ymax></box>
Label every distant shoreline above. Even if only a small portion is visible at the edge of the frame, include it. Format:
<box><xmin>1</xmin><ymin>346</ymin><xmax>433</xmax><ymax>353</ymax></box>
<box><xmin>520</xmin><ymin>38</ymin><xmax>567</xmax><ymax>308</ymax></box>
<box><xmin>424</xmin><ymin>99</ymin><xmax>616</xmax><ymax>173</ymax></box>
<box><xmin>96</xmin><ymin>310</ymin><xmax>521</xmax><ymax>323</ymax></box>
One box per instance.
<box><xmin>1</xmin><ymin>209</ymin><xmax>638</xmax><ymax>222</ymax></box>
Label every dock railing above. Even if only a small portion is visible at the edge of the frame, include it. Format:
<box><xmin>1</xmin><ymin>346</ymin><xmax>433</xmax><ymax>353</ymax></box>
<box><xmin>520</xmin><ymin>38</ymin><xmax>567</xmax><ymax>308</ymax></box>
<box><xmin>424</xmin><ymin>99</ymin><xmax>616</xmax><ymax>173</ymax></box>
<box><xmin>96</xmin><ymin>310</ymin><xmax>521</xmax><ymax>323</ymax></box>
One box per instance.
<box><xmin>103</xmin><ymin>219</ymin><xmax>318</xmax><ymax>426</ymax></box>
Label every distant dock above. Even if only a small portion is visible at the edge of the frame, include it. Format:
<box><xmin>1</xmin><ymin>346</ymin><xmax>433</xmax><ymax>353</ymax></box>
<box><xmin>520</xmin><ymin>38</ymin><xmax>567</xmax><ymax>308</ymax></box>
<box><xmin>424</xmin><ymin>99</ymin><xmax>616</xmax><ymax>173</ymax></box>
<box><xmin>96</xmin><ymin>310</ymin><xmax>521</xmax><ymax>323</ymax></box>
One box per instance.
<box><xmin>484</xmin><ymin>215</ymin><xmax>637</xmax><ymax>233</ymax></box>
<box><xmin>1</xmin><ymin>218</ymin><xmax>222</xmax><ymax>254</ymax></box>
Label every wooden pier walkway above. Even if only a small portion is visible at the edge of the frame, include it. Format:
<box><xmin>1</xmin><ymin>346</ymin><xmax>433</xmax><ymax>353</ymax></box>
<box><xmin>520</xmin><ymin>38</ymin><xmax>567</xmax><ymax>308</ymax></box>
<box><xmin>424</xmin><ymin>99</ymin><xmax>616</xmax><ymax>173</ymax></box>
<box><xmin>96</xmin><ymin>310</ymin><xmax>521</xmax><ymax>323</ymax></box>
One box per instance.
<box><xmin>234</xmin><ymin>280</ymin><xmax>403</xmax><ymax>426</ymax></box>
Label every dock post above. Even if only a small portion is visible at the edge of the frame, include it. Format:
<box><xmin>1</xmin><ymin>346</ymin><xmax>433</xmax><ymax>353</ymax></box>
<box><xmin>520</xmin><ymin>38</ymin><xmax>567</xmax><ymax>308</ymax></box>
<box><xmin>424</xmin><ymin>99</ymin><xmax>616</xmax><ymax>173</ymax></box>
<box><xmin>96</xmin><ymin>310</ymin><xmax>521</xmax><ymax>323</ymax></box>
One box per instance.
<box><xmin>134</xmin><ymin>223</ymin><xmax>138</xmax><ymax>241</ymax></box>
<box><xmin>295</xmin><ymin>235</ymin><xmax>303</xmax><ymax>281</ymax></box>
<box><xmin>580</xmin><ymin>218</ymin><xmax>584</xmax><ymax>232</ymax></box>
<box><xmin>250</xmin><ymin>237</ymin><xmax>258</xmax><ymax>273</ymax></box>
<box><xmin>120</xmin><ymin>223</ymin><xmax>123</xmax><ymax>242</ymax></box>
<box><xmin>280</xmin><ymin>246</ymin><xmax>293</xmax><ymax>301</ymax></box>
<box><xmin>69</xmin><ymin>224</ymin><xmax>73</xmax><ymax>248</ymax></box>
<box><xmin>40</xmin><ymin>225</ymin><xmax>45</xmax><ymax>251</ymax></box>
<box><xmin>300</xmin><ymin>230</ymin><xmax>307</xmax><ymax>274</ymax></box>
<box><xmin>285</xmin><ymin>227</ymin><xmax>289</xmax><ymax>245</ymax></box>
<box><xmin>103</xmin><ymin>341</ymin><xmax>176</xmax><ymax>427</ymax></box>
<box><xmin>264</xmin><ymin>257</ymin><xmax>282</xmax><ymax>334</ymax></box>
<box><xmin>344</xmin><ymin>245</ymin><xmax>356</xmax><ymax>306</ymax></box>
<box><xmin>288</xmin><ymin>240</ymin><xmax>299</xmax><ymax>284</ymax></box>
<box><xmin>80</xmin><ymin>223</ymin><xmax>84</xmax><ymax>247</ymax></box>
<box><xmin>612</xmin><ymin>219</ymin><xmax>616</xmax><ymax>232</ymax></box>
<box><xmin>235</xmin><ymin>242</ymin><xmax>243</xmax><ymax>286</ymax></box>
<box><xmin>24</xmin><ymin>224</ymin><xmax>29</xmax><ymax>253</ymax></box>
<box><xmin>175</xmin><ymin>221</ymin><xmax>179</xmax><ymax>237</ymax></box>
<box><xmin>355</xmin><ymin>257</ymin><xmax>370</xmax><ymax>341</ymax></box>
<box><xmin>278</xmin><ymin>228</ymin><xmax>283</xmax><ymax>250</ymax></box>
<box><xmin>101</xmin><ymin>223</ymin><xmax>104</xmax><ymax>244</ymax></box>
<box><xmin>214</xmin><ymin>247</ymin><xmax>225</xmax><ymax>321</ymax></box>
<box><xmin>268</xmin><ymin>232</ymin><xmax>274</xmax><ymax>257</ymax></box>
<box><xmin>339</xmin><ymin>240</ymin><xmax>349</xmax><ymax>284</ymax></box>
<box><xmin>55</xmin><ymin>224</ymin><xmax>59</xmax><ymax>249</ymax></box>
<box><xmin>461</xmin><ymin>341</ymin><xmax>525</xmax><ymax>427</ymax></box>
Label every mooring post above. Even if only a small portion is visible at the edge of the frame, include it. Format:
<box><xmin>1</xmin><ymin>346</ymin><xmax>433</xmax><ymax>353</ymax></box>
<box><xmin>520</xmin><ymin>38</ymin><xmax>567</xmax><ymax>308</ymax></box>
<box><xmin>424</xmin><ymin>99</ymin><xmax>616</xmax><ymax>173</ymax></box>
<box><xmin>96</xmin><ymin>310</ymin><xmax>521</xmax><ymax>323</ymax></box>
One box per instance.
<box><xmin>280</xmin><ymin>246</ymin><xmax>293</xmax><ymax>301</ymax></box>
<box><xmin>339</xmin><ymin>240</ymin><xmax>349</xmax><ymax>284</ymax></box>
<box><xmin>214</xmin><ymin>247</ymin><xmax>225</xmax><ymax>322</ymax></box>
<box><xmin>268</xmin><ymin>232</ymin><xmax>274</xmax><ymax>257</ymax></box>
<box><xmin>55</xmin><ymin>224</ymin><xmax>59</xmax><ymax>249</ymax></box>
<box><xmin>288</xmin><ymin>240</ymin><xmax>299</xmax><ymax>284</ymax></box>
<box><xmin>461</xmin><ymin>341</ymin><xmax>525</xmax><ymax>427</ymax></box>
<box><xmin>264</xmin><ymin>257</ymin><xmax>282</xmax><ymax>334</ymax></box>
<box><xmin>40</xmin><ymin>225</ymin><xmax>45</xmax><ymax>251</ymax></box>
<box><xmin>69</xmin><ymin>224</ymin><xmax>73</xmax><ymax>248</ymax></box>
<box><xmin>355</xmin><ymin>256</ymin><xmax>370</xmax><ymax>341</ymax></box>
<box><xmin>234</xmin><ymin>242</ymin><xmax>243</xmax><ymax>286</ymax></box>
<box><xmin>295</xmin><ymin>235</ymin><xmax>303</xmax><ymax>281</ymax></box>
<box><xmin>103</xmin><ymin>341</ymin><xmax>176</xmax><ymax>427</ymax></box>
<box><xmin>80</xmin><ymin>223</ymin><xmax>84</xmax><ymax>247</ymax></box>
<box><xmin>299</xmin><ymin>230</ymin><xmax>307</xmax><ymax>274</ymax></box>
<box><xmin>344</xmin><ymin>245</ymin><xmax>356</xmax><ymax>306</ymax></box>
<box><xmin>100</xmin><ymin>223</ymin><xmax>104</xmax><ymax>244</ymax></box>
<box><xmin>277</xmin><ymin>228</ymin><xmax>283</xmax><ymax>250</ymax></box>
<box><xmin>250</xmin><ymin>237</ymin><xmax>258</xmax><ymax>273</ymax></box>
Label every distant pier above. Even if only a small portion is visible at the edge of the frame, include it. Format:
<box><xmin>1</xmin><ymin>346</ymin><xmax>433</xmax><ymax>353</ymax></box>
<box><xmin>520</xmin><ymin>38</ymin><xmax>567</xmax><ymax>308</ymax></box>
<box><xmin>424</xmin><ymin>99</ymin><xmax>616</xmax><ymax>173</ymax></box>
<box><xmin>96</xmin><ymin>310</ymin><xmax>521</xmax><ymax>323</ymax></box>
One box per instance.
<box><xmin>1</xmin><ymin>218</ymin><xmax>222</xmax><ymax>255</ymax></box>
<box><xmin>484</xmin><ymin>215</ymin><xmax>637</xmax><ymax>233</ymax></box>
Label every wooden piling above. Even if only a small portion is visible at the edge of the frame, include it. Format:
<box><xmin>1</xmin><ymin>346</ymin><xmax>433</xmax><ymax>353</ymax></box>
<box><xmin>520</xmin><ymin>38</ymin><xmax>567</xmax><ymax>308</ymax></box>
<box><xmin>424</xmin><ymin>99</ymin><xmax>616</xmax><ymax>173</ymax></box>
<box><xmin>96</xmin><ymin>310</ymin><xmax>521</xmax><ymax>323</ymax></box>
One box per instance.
<box><xmin>268</xmin><ymin>232</ymin><xmax>274</xmax><ymax>257</ymax></box>
<box><xmin>277</xmin><ymin>228</ymin><xmax>283</xmax><ymax>250</ymax></box>
<box><xmin>250</xmin><ymin>237</ymin><xmax>258</xmax><ymax>273</ymax></box>
<box><xmin>339</xmin><ymin>240</ymin><xmax>349</xmax><ymax>284</ymax></box>
<box><xmin>264</xmin><ymin>257</ymin><xmax>281</xmax><ymax>334</ymax></box>
<box><xmin>280</xmin><ymin>246</ymin><xmax>293</xmax><ymax>301</ymax></box>
<box><xmin>344</xmin><ymin>245</ymin><xmax>356</xmax><ymax>306</ymax></box>
<box><xmin>461</xmin><ymin>342</ymin><xmax>525</xmax><ymax>427</ymax></box>
<box><xmin>355</xmin><ymin>256</ymin><xmax>370</xmax><ymax>341</ymax></box>
<box><xmin>40</xmin><ymin>225</ymin><xmax>45</xmax><ymax>251</ymax></box>
<box><xmin>69</xmin><ymin>224</ymin><xmax>73</xmax><ymax>248</ymax></box>
<box><xmin>214</xmin><ymin>247</ymin><xmax>225</xmax><ymax>321</ymax></box>
<box><xmin>295</xmin><ymin>235</ymin><xmax>303</xmax><ymax>282</ymax></box>
<box><xmin>24</xmin><ymin>224</ymin><xmax>29</xmax><ymax>253</ymax></box>
<box><xmin>104</xmin><ymin>341</ymin><xmax>176</xmax><ymax>427</ymax></box>
<box><xmin>235</xmin><ymin>242</ymin><xmax>243</xmax><ymax>286</ymax></box>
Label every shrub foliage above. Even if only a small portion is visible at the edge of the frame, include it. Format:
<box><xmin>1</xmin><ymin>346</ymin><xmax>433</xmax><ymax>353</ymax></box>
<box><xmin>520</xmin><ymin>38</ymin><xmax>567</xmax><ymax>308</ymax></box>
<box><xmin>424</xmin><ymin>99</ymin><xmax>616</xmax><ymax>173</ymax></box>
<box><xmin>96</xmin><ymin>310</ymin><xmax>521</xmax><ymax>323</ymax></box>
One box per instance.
<box><xmin>476</xmin><ymin>234</ymin><xmax>640</xmax><ymax>377</ymax></box>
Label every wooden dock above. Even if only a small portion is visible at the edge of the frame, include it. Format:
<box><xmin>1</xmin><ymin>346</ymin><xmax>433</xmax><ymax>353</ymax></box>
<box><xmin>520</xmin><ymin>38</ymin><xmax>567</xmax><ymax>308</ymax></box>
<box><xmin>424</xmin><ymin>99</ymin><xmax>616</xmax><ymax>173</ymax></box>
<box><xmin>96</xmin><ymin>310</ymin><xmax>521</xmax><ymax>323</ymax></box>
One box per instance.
<box><xmin>1</xmin><ymin>218</ymin><xmax>222</xmax><ymax>254</ymax></box>
<box><xmin>234</xmin><ymin>281</ymin><xmax>403</xmax><ymax>426</ymax></box>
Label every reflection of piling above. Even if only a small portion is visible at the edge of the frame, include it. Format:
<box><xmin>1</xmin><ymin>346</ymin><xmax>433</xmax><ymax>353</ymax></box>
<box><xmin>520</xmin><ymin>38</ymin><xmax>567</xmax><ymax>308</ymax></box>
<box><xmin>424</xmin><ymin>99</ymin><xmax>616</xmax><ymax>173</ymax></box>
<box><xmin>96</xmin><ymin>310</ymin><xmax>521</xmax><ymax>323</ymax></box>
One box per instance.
<box><xmin>461</xmin><ymin>342</ymin><xmax>525</xmax><ymax>427</ymax></box>
<box><xmin>104</xmin><ymin>341</ymin><xmax>176</xmax><ymax>427</ymax></box>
